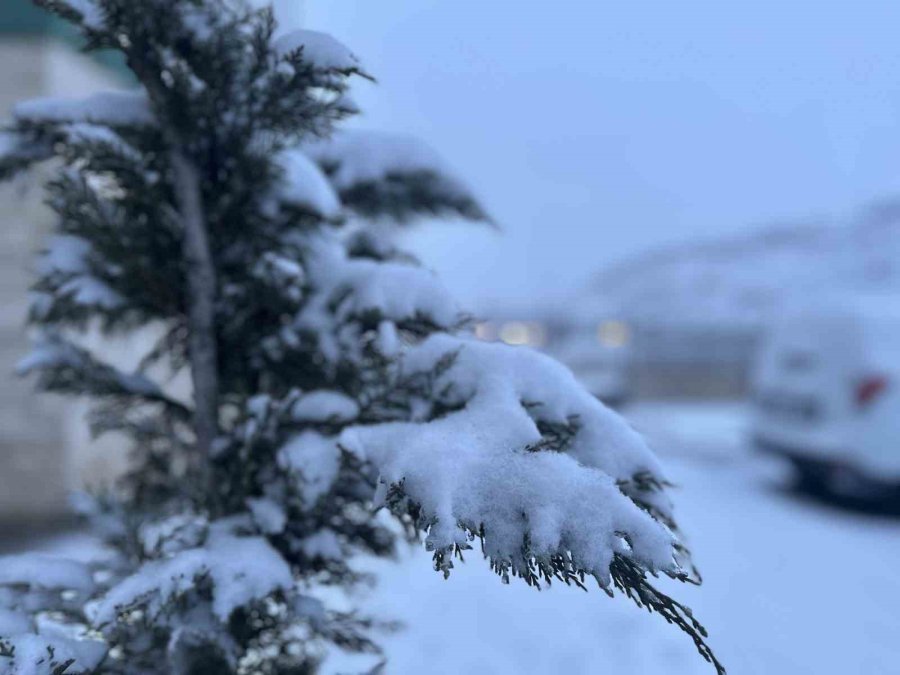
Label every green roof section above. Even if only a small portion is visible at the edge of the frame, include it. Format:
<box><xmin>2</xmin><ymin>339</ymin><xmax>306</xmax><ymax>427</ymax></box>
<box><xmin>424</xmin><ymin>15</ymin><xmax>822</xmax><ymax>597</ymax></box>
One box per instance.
<box><xmin>0</xmin><ymin>0</ymin><xmax>130</xmax><ymax>79</ymax></box>
<box><xmin>0</xmin><ymin>1</ymin><xmax>55</xmax><ymax>36</ymax></box>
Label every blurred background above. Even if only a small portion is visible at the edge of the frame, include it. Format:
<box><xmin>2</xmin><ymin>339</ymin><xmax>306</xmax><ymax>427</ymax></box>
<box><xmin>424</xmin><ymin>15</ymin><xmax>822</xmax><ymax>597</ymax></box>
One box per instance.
<box><xmin>3</xmin><ymin>1</ymin><xmax>900</xmax><ymax>673</ymax></box>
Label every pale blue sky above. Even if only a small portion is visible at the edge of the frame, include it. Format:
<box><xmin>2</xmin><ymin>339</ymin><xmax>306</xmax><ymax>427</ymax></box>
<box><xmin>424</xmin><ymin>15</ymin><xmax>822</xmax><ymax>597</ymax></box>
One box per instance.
<box><xmin>299</xmin><ymin>1</ymin><xmax>900</xmax><ymax>306</ymax></box>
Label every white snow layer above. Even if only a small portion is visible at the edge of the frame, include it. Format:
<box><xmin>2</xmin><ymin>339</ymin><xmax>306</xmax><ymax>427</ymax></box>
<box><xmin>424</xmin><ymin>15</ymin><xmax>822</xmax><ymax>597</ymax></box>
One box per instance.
<box><xmin>300</xmin><ymin>234</ymin><xmax>460</xmax><ymax>327</ymax></box>
<box><xmin>303</xmin><ymin>129</ymin><xmax>466</xmax><ymax>192</ymax></box>
<box><xmin>0</xmin><ymin>132</ymin><xmax>37</xmax><ymax>163</ymax></box>
<box><xmin>0</xmin><ymin>554</ymin><xmax>94</xmax><ymax>595</ymax></box>
<box><xmin>14</xmin><ymin>91</ymin><xmax>154</xmax><ymax>128</ymax></box>
<box><xmin>298</xmin><ymin>530</ymin><xmax>342</xmax><ymax>561</ymax></box>
<box><xmin>138</xmin><ymin>514</ymin><xmax>208</xmax><ymax>556</ymax></box>
<box><xmin>276</xmin><ymin>149</ymin><xmax>342</xmax><ymax>218</ymax></box>
<box><xmin>64</xmin><ymin>0</ymin><xmax>104</xmax><ymax>29</ymax></box>
<box><xmin>247</xmin><ymin>497</ymin><xmax>288</xmax><ymax>535</ymax></box>
<box><xmin>90</xmin><ymin>531</ymin><xmax>292</xmax><ymax>624</ymax></box>
<box><xmin>0</xmin><ymin>132</ymin><xmax>19</xmax><ymax>159</ymax></box>
<box><xmin>17</xmin><ymin>335</ymin><xmax>164</xmax><ymax>401</ymax></box>
<box><xmin>278</xmin><ymin>431</ymin><xmax>341</xmax><ymax>507</ymax></box>
<box><xmin>63</xmin><ymin>123</ymin><xmax>141</xmax><ymax>161</ymax></box>
<box><xmin>291</xmin><ymin>390</ymin><xmax>359</xmax><ymax>423</ymax></box>
<box><xmin>272</xmin><ymin>29</ymin><xmax>362</xmax><ymax>72</ymax></box>
<box><xmin>340</xmin><ymin>334</ymin><xmax>676</xmax><ymax>580</ymax></box>
<box><xmin>340</xmin><ymin>261</ymin><xmax>459</xmax><ymax>326</ymax></box>
<box><xmin>376</xmin><ymin>320</ymin><xmax>401</xmax><ymax>357</ymax></box>
<box><xmin>33</xmin><ymin>236</ymin><xmax>125</xmax><ymax>311</ymax></box>
<box><xmin>0</xmin><ymin>610</ymin><xmax>31</xmax><ymax>635</ymax></box>
<box><xmin>0</xmin><ymin>634</ymin><xmax>106</xmax><ymax>675</ymax></box>
<box><xmin>293</xmin><ymin>233</ymin><xmax>461</xmax><ymax>364</ymax></box>
<box><xmin>60</xmin><ymin>276</ymin><xmax>125</xmax><ymax>310</ymax></box>
<box><xmin>37</xmin><ymin>235</ymin><xmax>92</xmax><ymax>276</ymax></box>
<box><xmin>0</xmin><ymin>554</ymin><xmax>106</xmax><ymax>674</ymax></box>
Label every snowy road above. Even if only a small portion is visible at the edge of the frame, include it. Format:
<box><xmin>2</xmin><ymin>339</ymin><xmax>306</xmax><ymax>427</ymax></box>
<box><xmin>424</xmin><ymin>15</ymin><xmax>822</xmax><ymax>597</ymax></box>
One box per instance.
<box><xmin>330</xmin><ymin>402</ymin><xmax>900</xmax><ymax>675</ymax></box>
<box><xmin>17</xmin><ymin>402</ymin><xmax>900</xmax><ymax>674</ymax></box>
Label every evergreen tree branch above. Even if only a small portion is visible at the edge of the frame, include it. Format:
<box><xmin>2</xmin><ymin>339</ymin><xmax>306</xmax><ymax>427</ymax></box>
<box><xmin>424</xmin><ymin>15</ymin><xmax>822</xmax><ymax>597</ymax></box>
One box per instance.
<box><xmin>18</xmin><ymin>334</ymin><xmax>191</xmax><ymax>422</ymax></box>
<box><xmin>123</xmin><ymin>51</ymin><xmax>221</xmax><ymax>469</ymax></box>
<box><xmin>168</xmin><ymin>149</ymin><xmax>220</xmax><ymax>462</ymax></box>
<box><xmin>337</xmin><ymin>171</ymin><xmax>492</xmax><ymax>224</ymax></box>
<box><xmin>0</xmin><ymin>130</ymin><xmax>53</xmax><ymax>180</ymax></box>
<box><xmin>610</xmin><ymin>555</ymin><xmax>726</xmax><ymax>675</ymax></box>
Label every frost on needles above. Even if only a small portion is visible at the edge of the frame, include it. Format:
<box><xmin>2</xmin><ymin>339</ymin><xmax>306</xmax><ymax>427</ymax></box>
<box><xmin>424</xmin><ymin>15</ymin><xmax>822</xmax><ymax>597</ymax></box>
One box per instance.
<box><xmin>0</xmin><ymin>1</ymin><xmax>723</xmax><ymax>673</ymax></box>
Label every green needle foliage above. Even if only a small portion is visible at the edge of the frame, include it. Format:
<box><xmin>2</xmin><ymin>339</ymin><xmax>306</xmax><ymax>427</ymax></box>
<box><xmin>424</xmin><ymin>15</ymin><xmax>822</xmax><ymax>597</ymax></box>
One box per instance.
<box><xmin>0</xmin><ymin>2</ymin><xmax>723</xmax><ymax>673</ymax></box>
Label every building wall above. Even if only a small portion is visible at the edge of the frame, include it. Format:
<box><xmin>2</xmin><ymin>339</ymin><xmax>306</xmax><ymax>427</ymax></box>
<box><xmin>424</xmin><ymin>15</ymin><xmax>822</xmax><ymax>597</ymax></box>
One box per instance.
<box><xmin>0</xmin><ymin>39</ymin><xmax>121</xmax><ymax>522</ymax></box>
<box><xmin>0</xmin><ymin>3</ymin><xmax>309</xmax><ymax>520</ymax></box>
<box><xmin>628</xmin><ymin>324</ymin><xmax>760</xmax><ymax>399</ymax></box>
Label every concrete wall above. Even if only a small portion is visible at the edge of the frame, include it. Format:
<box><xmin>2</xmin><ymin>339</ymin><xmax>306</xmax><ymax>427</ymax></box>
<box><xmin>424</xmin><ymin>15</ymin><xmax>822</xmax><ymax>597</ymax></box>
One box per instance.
<box><xmin>629</xmin><ymin>362</ymin><xmax>752</xmax><ymax>400</ymax></box>
<box><xmin>0</xmin><ymin>39</ymin><xmax>120</xmax><ymax>522</ymax></box>
<box><xmin>0</xmin><ymin>6</ymin><xmax>310</xmax><ymax>519</ymax></box>
<box><xmin>629</xmin><ymin>324</ymin><xmax>760</xmax><ymax>400</ymax></box>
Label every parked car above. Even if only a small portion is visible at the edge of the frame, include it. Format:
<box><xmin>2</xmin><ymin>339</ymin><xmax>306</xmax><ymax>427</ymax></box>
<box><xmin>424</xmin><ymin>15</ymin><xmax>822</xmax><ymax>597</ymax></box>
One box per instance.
<box><xmin>750</xmin><ymin>292</ymin><xmax>900</xmax><ymax>500</ymax></box>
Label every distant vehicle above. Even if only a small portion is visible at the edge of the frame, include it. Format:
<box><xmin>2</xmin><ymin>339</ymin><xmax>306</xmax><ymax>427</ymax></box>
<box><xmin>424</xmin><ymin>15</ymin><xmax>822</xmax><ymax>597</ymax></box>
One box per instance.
<box><xmin>750</xmin><ymin>293</ymin><xmax>900</xmax><ymax>500</ymax></box>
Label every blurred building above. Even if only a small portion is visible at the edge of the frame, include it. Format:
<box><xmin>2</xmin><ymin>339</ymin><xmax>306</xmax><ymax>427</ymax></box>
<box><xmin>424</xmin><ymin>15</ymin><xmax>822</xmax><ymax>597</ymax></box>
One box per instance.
<box><xmin>0</xmin><ymin>0</ymin><xmax>122</xmax><ymax>525</ymax></box>
<box><xmin>589</xmin><ymin>201</ymin><xmax>900</xmax><ymax>399</ymax></box>
<box><xmin>477</xmin><ymin>200</ymin><xmax>900</xmax><ymax>402</ymax></box>
<box><xmin>474</xmin><ymin>298</ymin><xmax>634</xmax><ymax>406</ymax></box>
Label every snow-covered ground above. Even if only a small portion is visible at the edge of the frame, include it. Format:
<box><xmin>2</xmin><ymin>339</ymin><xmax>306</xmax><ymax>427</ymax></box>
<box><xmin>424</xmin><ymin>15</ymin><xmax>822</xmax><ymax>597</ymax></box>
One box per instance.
<box><xmin>11</xmin><ymin>402</ymin><xmax>900</xmax><ymax>674</ymax></box>
<box><xmin>329</xmin><ymin>401</ymin><xmax>900</xmax><ymax>674</ymax></box>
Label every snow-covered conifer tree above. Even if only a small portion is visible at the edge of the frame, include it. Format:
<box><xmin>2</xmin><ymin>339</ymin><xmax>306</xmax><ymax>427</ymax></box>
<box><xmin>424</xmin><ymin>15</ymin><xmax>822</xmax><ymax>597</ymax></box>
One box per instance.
<box><xmin>0</xmin><ymin>1</ymin><xmax>723</xmax><ymax>673</ymax></box>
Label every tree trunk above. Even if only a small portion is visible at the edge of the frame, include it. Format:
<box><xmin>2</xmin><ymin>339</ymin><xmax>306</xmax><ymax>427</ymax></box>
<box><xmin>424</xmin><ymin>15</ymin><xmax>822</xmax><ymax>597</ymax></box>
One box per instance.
<box><xmin>169</xmin><ymin>150</ymin><xmax>219</xmax><ymax>460</ymax></box>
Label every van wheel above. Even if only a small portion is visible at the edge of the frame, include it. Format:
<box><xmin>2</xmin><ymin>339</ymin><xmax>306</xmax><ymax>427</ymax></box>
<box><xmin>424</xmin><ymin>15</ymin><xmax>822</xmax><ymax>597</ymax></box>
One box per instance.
<box><xmin>790</xmin><ymin>458</ymin><xmax>832</xmax><ymax>496</ymax></box>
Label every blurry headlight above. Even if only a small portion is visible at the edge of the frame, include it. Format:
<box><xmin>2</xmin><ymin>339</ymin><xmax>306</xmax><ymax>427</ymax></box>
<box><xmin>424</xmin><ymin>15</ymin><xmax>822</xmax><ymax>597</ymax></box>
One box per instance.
<box><xmin>499</xmin><ymin>321</ymin><xmax>546</xmax><ymax>347</ymax></box>
<box><xmin>597</xmin><ymin>320</ymin><xmax>630</xmax><ymax>348</ymax></box>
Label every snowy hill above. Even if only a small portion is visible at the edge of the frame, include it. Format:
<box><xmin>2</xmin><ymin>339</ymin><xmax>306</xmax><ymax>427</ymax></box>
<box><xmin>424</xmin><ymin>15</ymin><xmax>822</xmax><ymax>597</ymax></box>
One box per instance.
<box><xmin>591</xmin><ymin>198</ymin><xmax>900</xmax><ymax>330</ymax></box>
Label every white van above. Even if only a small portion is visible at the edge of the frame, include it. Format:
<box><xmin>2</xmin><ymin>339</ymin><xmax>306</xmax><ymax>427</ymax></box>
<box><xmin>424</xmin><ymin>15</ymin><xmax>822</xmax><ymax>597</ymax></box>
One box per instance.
<box><xmin>750</xmin><ymin>293</ymin><xmax>900</xmax><ymax>497</ymax></box>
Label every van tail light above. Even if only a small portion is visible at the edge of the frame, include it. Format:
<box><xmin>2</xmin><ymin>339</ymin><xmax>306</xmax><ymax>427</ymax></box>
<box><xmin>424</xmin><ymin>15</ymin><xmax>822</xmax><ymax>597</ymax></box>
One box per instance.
<box><xmin>856</xmin><ymin>375</ymin><xmax>888</xmax><ymax>407</ymax></box>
